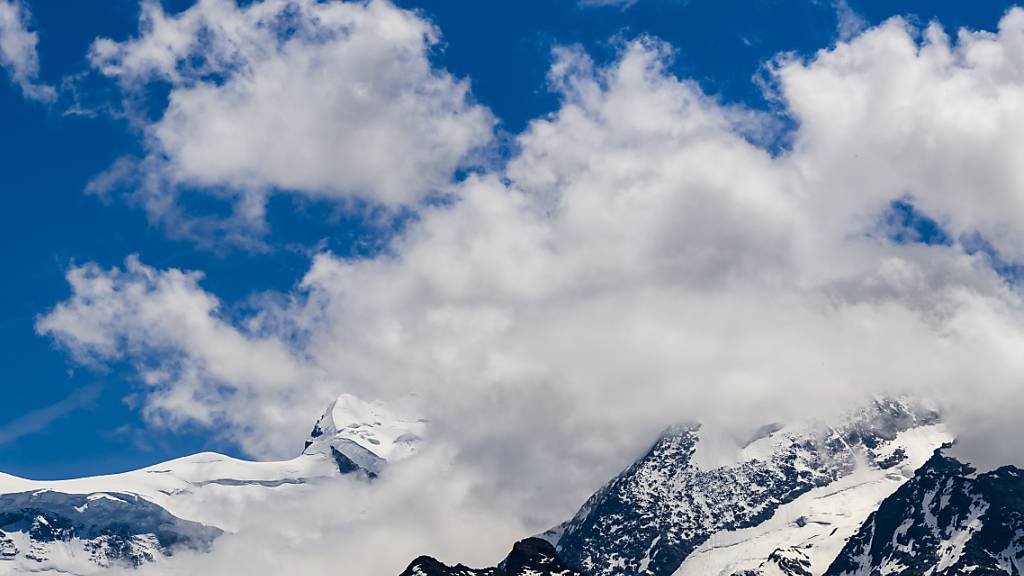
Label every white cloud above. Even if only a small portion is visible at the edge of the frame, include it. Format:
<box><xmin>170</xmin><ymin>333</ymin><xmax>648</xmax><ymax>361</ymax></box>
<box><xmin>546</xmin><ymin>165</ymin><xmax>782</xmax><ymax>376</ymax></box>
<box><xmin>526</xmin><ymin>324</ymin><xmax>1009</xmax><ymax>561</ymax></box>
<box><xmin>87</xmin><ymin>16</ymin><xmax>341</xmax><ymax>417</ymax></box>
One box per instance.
<box><xmin>37</xmin><ymin>8</ymin><xmax>1024</xmax><ymax>574</ymax></box>
<box><xmin>88</xmin><ymin>0</ymin><xmax>493</xmax><ymax>241</ymax></box>
<box><xmin>775</xmin><ymin>13</ymin><xmax>1024</xmax><ymax>263</ymax></box>
<box><xmin>0</xmin><ymin>0</ymin><xmax>55</xmax><ymax>101</ymax></box>
<box><xmin>832</xmin><ymin>0</ymin><xmax>867</xmax><ymax>41</ymax></box>
<box><xmin>36</xmin><ymin>256</ymin><xmax>330</xmax><ymax>458</ymax></box>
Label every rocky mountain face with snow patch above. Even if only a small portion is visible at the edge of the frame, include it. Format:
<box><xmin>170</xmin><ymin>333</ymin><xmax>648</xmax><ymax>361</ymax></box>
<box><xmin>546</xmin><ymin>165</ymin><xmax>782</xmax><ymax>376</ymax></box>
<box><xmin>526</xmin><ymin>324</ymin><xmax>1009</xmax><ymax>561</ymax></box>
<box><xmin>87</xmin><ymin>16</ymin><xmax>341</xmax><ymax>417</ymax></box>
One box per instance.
<box><xmin>399</xmin><ymin>538</ymin><xmax>585</xmax><ymax>576</ymax></box>
<box><xmin>824</xmin><ymin>451</ymin><xmax>1024</xmax><ymax>576</ymax></box>
<box><xmin>551</xmin><ymin>399</ymin><xmax>945</xmax><ymax>576</ymax></box>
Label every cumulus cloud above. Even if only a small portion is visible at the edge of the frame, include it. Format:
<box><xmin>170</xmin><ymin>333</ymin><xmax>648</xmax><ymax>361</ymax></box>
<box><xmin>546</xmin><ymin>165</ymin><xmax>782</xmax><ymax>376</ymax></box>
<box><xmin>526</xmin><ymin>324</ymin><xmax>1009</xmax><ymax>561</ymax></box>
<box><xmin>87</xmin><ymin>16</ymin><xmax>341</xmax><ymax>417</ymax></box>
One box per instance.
<box><xmin>0</xmin><ymin>0</ymin><xmax>55</xmax><ymax>101</ymax></box>
<box><xmin>777</xmin><ymin>12</ymin><xmax>1024</xmax><ymax>263</ymax></box>
<box><xmin>37</xmin><ymin>8</ymin><xmax>1024</xmax><ymax>574</ymax></box>
<box><xmin>88</xmin><ymin>0</ymin><xmax>493</xmax><ymax>242</ymax></box>
<box><xmin>36</xmin><ymin>256</ymin><xmax>328</xmax><ymax>458</ymax></box>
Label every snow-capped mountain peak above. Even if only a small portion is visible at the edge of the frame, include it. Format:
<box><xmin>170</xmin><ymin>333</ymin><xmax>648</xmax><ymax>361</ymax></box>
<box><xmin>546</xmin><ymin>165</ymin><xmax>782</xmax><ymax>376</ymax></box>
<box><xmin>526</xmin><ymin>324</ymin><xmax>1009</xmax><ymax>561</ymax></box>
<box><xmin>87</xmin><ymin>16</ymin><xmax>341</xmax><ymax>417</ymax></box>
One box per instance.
<box><xmin>302</xmin><ymin>393</ymin><xmax>427</xmax><ymax>478</ymax></box>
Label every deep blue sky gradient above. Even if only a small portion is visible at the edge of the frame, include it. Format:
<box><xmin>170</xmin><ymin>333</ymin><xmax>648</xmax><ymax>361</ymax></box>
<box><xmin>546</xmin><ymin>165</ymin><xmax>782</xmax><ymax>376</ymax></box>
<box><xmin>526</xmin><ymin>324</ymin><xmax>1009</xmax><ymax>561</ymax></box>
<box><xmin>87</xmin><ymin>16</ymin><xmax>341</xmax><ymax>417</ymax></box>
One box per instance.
<box><xmin>0</xmin><ymin>0</ymin><xmax>1017</xmax><ymax>478</ymax></box>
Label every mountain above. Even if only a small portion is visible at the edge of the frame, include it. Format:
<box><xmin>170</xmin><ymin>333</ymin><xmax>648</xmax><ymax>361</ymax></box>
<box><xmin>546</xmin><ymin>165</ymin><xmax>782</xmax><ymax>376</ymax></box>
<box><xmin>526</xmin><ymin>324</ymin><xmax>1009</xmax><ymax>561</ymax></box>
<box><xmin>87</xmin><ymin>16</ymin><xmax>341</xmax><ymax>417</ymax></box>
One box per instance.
<box><xmin>399</xmin><ymin>538</ymin><xmax>585</xmax><ymax>576</ymax></box>
<box><xmin>549</xmin><ymin>398</ymin><xmax>949</xmax><ymax>576</ymax></box>
<box><xmin>0</xmin><ymin>491</ymin><xmax>220</xmax><ymax>573</ymax></box>
<box><xmin>0</xmin><ymin>393</ymin><xmax>422</xmax><ymax>574</ymax></box>
<box><xmin>824</xmin><ymin>451</ymin><xmax>1024</xmax><ymax>576</ymax></box>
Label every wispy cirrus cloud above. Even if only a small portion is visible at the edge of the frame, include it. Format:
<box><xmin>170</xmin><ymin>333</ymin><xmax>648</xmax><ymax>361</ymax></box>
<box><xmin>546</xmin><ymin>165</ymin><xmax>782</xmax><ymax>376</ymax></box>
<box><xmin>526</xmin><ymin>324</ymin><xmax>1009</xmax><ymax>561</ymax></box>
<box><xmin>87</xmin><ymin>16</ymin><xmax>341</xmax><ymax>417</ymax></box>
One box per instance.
<box><xmin>578</xmin><ymin>0</ymin><xmax>641</xmax><ymax>8</ymax></box>
<box><xmin>0</xmin><ymin>384</ymin><xmax>101</xmax><ymax>447</ymax></box>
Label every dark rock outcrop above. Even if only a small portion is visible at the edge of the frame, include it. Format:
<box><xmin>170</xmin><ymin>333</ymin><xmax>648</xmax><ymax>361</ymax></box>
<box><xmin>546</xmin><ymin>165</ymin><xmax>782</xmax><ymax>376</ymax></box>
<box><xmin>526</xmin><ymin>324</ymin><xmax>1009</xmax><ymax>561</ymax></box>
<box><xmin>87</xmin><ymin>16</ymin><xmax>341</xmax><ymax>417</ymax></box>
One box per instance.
<box><xmin>399</xmin><ymin>537</ymin><xmax>585</xmax><ymax>576</ymax></box>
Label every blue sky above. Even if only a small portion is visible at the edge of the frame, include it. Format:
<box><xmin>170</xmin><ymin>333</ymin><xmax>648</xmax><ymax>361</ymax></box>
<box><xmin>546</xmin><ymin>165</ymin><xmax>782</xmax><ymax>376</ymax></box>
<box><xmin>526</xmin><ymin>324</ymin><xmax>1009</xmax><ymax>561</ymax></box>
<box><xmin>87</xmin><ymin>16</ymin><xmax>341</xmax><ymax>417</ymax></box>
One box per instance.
<box><xmin>0</xmin><ymin>0</ymin><xmax>1020</xmax><ymax>479</ymax></box>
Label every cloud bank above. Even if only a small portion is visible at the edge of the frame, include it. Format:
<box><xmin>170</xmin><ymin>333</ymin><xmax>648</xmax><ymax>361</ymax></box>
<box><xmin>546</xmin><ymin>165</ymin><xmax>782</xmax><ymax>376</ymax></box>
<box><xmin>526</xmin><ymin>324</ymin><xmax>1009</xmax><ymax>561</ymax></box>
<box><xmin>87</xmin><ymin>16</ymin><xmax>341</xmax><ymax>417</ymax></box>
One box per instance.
<box><xmin>35</xmin><ymin>3</ymin><xmax>1024</xmax><ymax>574</ymax></box>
